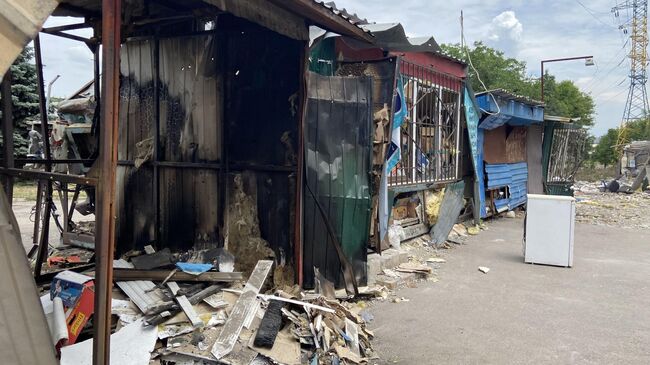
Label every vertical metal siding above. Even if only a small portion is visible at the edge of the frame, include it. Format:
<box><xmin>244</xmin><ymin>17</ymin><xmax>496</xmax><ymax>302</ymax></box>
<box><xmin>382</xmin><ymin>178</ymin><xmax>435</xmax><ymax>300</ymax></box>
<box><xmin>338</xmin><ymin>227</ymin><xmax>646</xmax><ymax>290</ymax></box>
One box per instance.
<box><xmin>303</xmin><ymin>72</ymin><xmax>372</xmax><ymax>289</ymax></box>
<box><xmin>485</xmin><ymin>162</ymin><xmax>528</xmax><ymax>211</ymax></box>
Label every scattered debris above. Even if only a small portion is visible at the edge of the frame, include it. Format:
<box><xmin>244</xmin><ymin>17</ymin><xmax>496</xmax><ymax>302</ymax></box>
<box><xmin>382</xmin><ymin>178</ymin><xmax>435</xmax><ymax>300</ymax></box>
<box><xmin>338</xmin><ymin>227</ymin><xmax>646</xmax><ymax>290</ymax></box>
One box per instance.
<box><xmin>426</xmin><ymin>257</ymin><xmax>446</xmax><ymax>264</ymax></box>
<box><xmin>42</xmin><ymin>242</ymin><xmax>380</xmax><ymax>365</ymax></box>
<box><xmin>478</xmin><ymin>266</ymin><xmax>490</xmax><ymax>274</ymax></box>
<box><xmin>395</xmin><ymin>262</ymin><xmax>433</xmax><ymax>275</ymax></box>
<box><xmin>574</xmin><ymin>181</ymin><xmax>650</xmax><ymax>230</ymax></box>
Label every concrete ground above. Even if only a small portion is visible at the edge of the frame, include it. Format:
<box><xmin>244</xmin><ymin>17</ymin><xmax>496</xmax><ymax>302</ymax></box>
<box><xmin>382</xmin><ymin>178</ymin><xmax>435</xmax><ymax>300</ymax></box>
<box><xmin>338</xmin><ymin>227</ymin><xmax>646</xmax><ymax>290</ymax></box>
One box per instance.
<box><xmin>370</xmin><ymin>218</ymin><xmax>650</xmax><ymax>364</ymax></box>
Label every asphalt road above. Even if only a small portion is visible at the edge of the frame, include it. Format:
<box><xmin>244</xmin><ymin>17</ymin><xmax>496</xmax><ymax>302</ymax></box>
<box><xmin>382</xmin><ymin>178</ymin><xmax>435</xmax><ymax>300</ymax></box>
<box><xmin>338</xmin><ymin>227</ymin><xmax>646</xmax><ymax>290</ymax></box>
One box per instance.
<box><xmin>369</xmin><ymin>218</ymin><xmax>650</xmax><ymax>364</ymax></box>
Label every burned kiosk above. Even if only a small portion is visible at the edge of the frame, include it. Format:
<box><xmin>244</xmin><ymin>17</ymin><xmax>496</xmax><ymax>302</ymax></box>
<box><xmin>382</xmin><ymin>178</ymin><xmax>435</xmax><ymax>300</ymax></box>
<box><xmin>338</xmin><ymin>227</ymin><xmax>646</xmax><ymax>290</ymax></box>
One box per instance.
<box><xmin>0</xmin><ymin>0</ymin><xmax>375</xmax><ymax>363</ymax></box>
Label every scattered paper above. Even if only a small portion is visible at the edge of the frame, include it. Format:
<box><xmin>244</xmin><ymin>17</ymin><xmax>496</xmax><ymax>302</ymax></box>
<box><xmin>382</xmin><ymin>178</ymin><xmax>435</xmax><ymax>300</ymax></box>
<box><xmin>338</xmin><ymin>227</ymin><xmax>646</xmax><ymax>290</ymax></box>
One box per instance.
<box><xmin>478</xmin><ymin>266</ymin><xmax>490</xmax><ymax>274</ymax></box>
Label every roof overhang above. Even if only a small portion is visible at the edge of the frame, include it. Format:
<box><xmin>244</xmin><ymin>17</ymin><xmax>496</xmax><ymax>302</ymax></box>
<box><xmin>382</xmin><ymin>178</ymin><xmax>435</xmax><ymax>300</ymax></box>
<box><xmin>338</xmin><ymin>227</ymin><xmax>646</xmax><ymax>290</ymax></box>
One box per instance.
<box><xmin>475</xmin><ymin>89</ymin><xmax>545</xmax><ymax>130</ymax></box>
<box><xmin>268</xmin><ymin>0</ymin><xmax>373</xmax><ymax>43</ymax></box>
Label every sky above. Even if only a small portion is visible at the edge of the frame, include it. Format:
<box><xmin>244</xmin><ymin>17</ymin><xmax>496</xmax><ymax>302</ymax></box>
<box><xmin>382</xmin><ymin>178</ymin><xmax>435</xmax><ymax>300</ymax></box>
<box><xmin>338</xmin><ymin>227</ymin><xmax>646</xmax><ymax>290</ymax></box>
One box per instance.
<box><xmin>39</xmin><ymin>0</ymin><xmax>636</xmax><ymax>136</ymax></box>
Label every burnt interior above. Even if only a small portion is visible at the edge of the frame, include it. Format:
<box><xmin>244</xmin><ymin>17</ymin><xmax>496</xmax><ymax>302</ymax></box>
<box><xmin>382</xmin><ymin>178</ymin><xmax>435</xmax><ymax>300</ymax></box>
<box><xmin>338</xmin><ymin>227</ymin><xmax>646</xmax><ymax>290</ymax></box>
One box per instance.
<box><xmin>116</xmin><ymin>14</ymin><xmax>301</xmax><ymax>273</ymax></box>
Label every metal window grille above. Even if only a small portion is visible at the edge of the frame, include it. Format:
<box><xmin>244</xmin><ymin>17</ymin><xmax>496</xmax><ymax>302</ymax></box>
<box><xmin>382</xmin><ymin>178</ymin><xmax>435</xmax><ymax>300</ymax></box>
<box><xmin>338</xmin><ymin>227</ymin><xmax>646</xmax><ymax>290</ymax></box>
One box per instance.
<box><xmin>546</xmin><ymin>127</ymin><xmax>588</xmax><ymax>183</ymax></box>
<box><xmin>388</xmin><ymin>60</ymin><xmax>462</xmax><ymax>187</ymax></box>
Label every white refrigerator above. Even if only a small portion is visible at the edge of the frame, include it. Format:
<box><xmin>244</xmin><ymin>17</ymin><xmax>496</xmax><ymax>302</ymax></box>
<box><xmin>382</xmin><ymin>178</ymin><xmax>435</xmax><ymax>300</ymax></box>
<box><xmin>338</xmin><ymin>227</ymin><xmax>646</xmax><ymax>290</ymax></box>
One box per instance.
<box><xmin>524</xmin><ymin>194</ymin><xmax>575</xmax><ymax>267</ymax></box>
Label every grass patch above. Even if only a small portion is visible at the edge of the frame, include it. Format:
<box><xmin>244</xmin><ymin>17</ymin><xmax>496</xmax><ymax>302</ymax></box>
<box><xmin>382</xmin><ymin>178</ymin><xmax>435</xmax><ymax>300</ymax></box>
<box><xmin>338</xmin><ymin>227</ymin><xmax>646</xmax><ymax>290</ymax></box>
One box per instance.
<box><xmin>575</xmin><ymin>165</ymin><xmax>618</xmax><ymax>182</ymax></box>
<box><xmin>10</xmin><ymin>180</ymin><xmax>89</xmax><ymax>202</ymax></box>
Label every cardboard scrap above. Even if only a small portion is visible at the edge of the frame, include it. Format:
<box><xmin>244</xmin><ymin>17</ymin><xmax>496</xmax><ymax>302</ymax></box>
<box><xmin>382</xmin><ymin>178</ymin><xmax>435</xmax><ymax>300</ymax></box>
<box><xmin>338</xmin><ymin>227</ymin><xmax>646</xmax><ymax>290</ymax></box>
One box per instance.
<box><xmin>60</xmin><ymin>319</ymin><xmax>158</xmax><ymax>365</ymax></box>
<box><xmin>249</xmin><ymin>327</ymin><xmax>301</xmax><ymax>365</ymax></box>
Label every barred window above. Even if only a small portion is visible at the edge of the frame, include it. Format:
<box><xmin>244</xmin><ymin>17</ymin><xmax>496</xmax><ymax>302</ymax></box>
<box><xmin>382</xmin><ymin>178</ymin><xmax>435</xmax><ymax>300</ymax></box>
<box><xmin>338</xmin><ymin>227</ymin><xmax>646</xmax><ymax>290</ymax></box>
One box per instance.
<box><xmin>388</xmin><ymin>60</ymin><xmax>462</xmax><ymax>187</ymax></box>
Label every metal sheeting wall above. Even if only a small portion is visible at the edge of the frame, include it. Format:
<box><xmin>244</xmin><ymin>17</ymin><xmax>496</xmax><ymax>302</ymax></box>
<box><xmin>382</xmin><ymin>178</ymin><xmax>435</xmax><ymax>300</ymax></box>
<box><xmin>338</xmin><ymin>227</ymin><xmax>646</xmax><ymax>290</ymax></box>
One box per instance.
<box><xmin>527</xmin><ymin>124</ymin><xmax>544</xmax><ymax>194</ymax></box>
<box><xmin>117</xmin><ymin>39</ymin><xmax>157</xmax><ymax>249</ymax></box>
<box><xmin>159</xmin><ymin>34</ymin><xmax>222</xmax><ymax>248</ymax></box>
<box><xmin>117</xmin><ymin>34</ymin><xmax>223</xmax><ymax>252</ymax></box>
<box><xmin>485</xmin><ymin>162</ymin><xmax>528</xmax><ymax>211</ymax></box>
<box><xmin>116</xmin><ymin>21</ymin><xmax>302</xmax><ymax>254</ymax></box>
<box><xmin>303</xmin><ymin>72</ymin><xmax>372</xmax><ymax>289</ymax></box>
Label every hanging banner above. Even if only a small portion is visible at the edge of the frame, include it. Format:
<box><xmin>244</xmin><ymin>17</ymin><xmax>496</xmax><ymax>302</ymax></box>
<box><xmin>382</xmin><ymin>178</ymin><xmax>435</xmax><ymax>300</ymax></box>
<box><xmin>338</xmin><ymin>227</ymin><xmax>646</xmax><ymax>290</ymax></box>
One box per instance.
<box><xmin>464</xmin><ymin>85</ymin><xmax>480</xmax><ymax>172</ymax></box>
<box><xmin>385</xmin><ymin>76</ymin><xmax>407</xmax><ymax>173</ymax></box>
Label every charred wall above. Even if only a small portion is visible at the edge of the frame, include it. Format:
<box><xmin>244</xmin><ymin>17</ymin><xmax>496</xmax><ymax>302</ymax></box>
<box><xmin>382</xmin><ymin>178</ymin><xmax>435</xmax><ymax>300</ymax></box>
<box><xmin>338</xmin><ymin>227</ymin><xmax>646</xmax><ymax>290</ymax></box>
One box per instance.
<box><xmin>115</xmin><ymin>16</ymin><xmax>301</xmax><ymax>265</ymax></box>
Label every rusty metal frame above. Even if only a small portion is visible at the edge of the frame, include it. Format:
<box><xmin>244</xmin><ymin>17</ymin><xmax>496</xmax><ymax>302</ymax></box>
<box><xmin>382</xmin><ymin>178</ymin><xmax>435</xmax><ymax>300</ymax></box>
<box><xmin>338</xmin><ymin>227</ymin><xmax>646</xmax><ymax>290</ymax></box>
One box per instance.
<box><xmin>92</xmin><ymin>0</ymin><xmax>121</xmax><ymax>362</ymax></box>
<box><xmin>33</xmin><ymin>35</ymin><xmax>55</xmax><ymax>280</ymax></box>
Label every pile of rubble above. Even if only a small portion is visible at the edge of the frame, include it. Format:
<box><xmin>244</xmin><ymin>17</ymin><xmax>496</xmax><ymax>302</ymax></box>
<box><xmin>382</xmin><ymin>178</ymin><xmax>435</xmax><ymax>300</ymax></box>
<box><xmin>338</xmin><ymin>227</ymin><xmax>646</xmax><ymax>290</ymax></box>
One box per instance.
<box><xmin>39</xmin><ymin>247</ymin><xmax>380</xmax><ymax>365</ymax></box>
<box><xmin>573</xmin><ymin>181</ymin><xmax>650</xmax><ymax>230</ymax></box>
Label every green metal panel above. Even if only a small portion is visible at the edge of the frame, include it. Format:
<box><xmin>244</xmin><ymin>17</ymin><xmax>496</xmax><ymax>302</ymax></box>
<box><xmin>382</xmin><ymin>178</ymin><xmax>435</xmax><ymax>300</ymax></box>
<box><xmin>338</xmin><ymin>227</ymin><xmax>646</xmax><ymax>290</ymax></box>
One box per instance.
<box><xmin>542</xmin><ymin>121</ymin><xmax>585</xmax><ymax>196</ymax></box>
<box><xmin>303</xmin><ymin>72</ymin><xmax>373</xmax><ymax>289</ymax></box>
<box><xmin>546</xmin><ymin>182</ymin><xmax>574</xmax><ymax>196</ymax></box>
<box><xmin>309</xmin><ymin>38</ymin><xmax>336</xmax><ymax>76</ymax></box>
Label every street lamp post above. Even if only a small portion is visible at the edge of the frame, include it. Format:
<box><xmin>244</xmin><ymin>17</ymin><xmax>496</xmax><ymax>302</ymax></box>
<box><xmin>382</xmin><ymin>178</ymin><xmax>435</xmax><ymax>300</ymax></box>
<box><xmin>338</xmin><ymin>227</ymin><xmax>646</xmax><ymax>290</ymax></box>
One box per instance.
<box><xmin>541</xmin><ymin>56</ymin><xmax>594</xmax><ymax>102</ymax></box>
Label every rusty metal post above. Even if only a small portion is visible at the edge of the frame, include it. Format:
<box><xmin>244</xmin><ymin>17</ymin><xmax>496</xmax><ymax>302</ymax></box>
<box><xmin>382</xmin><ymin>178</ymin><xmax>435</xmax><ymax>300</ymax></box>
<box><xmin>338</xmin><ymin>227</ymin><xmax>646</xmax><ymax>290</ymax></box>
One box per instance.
<box><xmin>93</xmin><ymin>0</ymin><xmax>121</xmax><ymax>363</ymax></box>
<box><xmin>33</xmin><ymin>35</ymin><xmax>54</xmax><ymax>279</ymax></box>
<box><xmin>1</xmin><ymin>69</ymin><xmax>14</xmax><ymax>202</ymax></box>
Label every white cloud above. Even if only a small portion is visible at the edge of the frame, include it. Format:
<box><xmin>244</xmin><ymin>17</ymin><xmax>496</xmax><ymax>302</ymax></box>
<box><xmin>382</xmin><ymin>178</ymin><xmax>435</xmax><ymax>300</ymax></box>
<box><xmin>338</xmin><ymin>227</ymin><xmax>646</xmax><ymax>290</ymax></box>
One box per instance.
<box><xmin>487</xmin><ymin>11</ymin><xmax>523</xmax><ymax>42</ymax></box>
<box><xmin>485</xmin><ymin>10</ymin><xmax>523</xmax><ymax>54</ymax></box>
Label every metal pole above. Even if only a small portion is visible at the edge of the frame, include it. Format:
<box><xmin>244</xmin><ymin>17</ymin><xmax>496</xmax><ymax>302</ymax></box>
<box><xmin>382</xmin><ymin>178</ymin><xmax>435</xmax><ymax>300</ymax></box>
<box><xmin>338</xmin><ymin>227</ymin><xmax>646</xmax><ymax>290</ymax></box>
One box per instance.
<box><xmin>46</xmin><ymin>74</ymin><xmax>60</xmax><ymax>116</ymax></box>
<box><xmin>540</xmin><ymin>61</ymin><xmax>545</xmax><ymax>102</ymax></box>
<box><xmin>93</xmin><ymin>0</ymin><xmax>121</xmax><ymax>363</ymax></box>
<box><xmin>1</xmin><ymin>69</ymin><xmax>14</xmax><ymax>202</ymax></box>
<box><xmin>33</xmin><ymin>35</ymin><xmax>54</xmax><ymax>279</ymax></box>
<box><xmin>540</xmin><ymin>55</ymin><xmax>593</xmax><ymax>102</ymax></box>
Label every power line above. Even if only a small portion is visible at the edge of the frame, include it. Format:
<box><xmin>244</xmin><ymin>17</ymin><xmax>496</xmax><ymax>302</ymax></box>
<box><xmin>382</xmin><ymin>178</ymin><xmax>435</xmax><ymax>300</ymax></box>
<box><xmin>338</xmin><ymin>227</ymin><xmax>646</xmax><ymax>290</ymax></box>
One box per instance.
<box><xmin>574</xmin><ymin>0</ymin><xmax>618</xmax><ymax>27</ymax></box>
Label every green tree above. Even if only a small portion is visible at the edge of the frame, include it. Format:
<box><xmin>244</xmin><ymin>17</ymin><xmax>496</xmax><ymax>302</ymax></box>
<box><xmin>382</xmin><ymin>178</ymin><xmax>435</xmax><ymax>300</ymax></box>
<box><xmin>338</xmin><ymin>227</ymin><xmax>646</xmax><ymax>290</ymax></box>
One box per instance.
<box><xmin>0</xmin><ymin>46</ymin><xmax>40</xmax><ymax>156</ymax></box>
<box><xmin>441</xmin><ymin>41</ymin><xmax>537</xmax><ymax>97</ymax></box>
<box><xmin>592</xmin><ymin>119</ymin><xmax>650</xmax><ymax>167</ymax></box>
<box><xmin>592</xmin><ymin>128</ymin><xmax>619</xmax><ymax>167</ymax></box>
<box><xmin>541</xmin><ymin>75</ymin><xmax>595</xmax><ymax>127</ymax></box>
<box><xmin>441</xmin><ymin>42</ymin><xmax>595</xmax><ymax>128</ymax></box>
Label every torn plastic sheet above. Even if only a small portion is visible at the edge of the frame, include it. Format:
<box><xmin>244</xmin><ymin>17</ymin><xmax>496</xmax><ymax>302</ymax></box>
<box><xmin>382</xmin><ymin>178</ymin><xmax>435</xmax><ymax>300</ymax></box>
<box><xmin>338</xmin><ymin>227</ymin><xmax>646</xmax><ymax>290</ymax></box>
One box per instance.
<box><xmin>176</xmin><ymin>262</ymin><xmax>214</xmax><ymax>275</ymax></box>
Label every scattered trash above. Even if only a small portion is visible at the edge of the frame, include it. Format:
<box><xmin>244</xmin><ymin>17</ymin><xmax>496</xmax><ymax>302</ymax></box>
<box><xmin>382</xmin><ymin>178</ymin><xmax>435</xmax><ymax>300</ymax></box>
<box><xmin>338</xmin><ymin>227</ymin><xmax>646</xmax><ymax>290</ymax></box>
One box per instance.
<box><xmin>478</xmin><ymin>266</ymin><xmax>490</xmax><ymax>274</ymax></box>
<box><xmin>175</xmin><ymin>262</ymin><xmax>214</xmax><ymax>275</ymax></box>
<box><xmin>505</xmin><ymin>211</ymin><xmax>516</xmax><ymax>218</ymax></box>
<box><xmin>427</xmin><ymin>257</ymin><xmax>446</xmax><ymax>263</ymax></box>
<box><xmin>467</xmin><ymin>226</ymin><xmax>481</xmax><ymax>235</ymax></box>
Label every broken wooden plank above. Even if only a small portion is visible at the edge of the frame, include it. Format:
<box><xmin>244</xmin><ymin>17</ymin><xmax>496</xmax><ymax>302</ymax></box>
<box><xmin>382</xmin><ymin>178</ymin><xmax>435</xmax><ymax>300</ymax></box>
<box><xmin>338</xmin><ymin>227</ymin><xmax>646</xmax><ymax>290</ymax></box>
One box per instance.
<box><xmin>211</xmin><ymin>260</ymin><xmax>273</xmax><ymax>359</ymax></box>
<box><xmin>253</xmin><ymin>300</ymin><xmax>284</xmax><ymax>348</ymax></box>
<box><xmin>111</xmin><ymin>268</ymin><xmax>243</xmax><ymax>282</ymax></box>
<box><xmin>167</xmin><ymin>282</ymin><xmax>180</xmax><ymax>296</ymax></box>
<box><xmin>176</xmin><ymin>295</ymin><xmax>203</xmax><ymax>328</ymax></box>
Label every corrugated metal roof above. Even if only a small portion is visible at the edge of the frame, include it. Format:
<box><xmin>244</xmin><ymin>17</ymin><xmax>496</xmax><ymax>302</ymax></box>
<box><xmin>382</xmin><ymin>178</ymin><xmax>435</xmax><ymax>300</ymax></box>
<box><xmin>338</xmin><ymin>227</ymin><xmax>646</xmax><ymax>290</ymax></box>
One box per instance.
<box><xmin>476</xmin><ymin>89</ymin><xmax>545</xmax><ymax>107</ymax></box>
<box><xmin>310</xmin><ymin>1</ymin><xmax>372</xmax><ymax>35</ymax></box>
<box><xmin>320</xmin><ymin>1</ymin><xmax>368</xmax><ymax>25</ymax></box>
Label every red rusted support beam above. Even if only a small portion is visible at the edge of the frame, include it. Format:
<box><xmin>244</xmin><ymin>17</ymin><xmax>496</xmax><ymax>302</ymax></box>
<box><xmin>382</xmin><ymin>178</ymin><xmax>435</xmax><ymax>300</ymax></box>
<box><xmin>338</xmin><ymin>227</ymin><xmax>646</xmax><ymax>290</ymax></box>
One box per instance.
<box><xmin>1</xmin><ymin>69</ymin><xmax>14</xmax><ymax>202</ymax></box>
<box><xmin>93</xmin><ymin>0</ymin><xmax>121</xmax><ymax>363</ymax></box>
